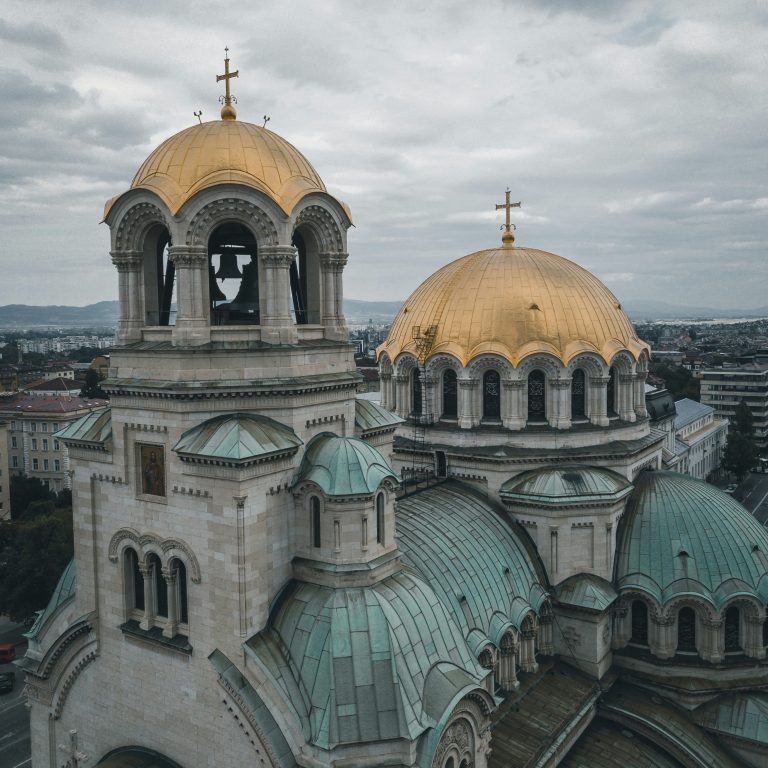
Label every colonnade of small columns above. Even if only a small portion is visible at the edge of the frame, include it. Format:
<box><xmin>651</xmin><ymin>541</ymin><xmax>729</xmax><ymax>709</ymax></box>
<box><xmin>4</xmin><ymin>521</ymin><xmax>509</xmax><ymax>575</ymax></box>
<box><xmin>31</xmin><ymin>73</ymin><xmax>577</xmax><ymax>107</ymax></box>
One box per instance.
<box><xmin>613</xmin><ymin>597</ymin><xmax>767</xmax><ymax>662</ymax></box>
<box><xmin>111</xmin><ymin>244</ymin><xmax>348</xmax><ymax>346</ymax></box>
<box><xmin>131</xmin><ymin>553</ymin><xmax>187</xmax><ymax>640</ymax></box>
<box><xmin>380</xmin><ymin>361</ymin><xmax>648</xmax><ymax>430</ymax></box>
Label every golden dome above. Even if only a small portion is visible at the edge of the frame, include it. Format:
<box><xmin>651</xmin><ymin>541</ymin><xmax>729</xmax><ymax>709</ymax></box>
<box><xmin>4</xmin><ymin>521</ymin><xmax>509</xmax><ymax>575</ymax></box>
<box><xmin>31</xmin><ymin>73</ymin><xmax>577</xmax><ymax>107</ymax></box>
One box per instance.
<box><xmin>378</xmin><ymin>246</ymin><xmax>649</xmax><ymax>367</ymax></box>
<box><xmin>104</xmin><ymin>119</ymin><xmax>332</xmax><ymax>219</ymax></box>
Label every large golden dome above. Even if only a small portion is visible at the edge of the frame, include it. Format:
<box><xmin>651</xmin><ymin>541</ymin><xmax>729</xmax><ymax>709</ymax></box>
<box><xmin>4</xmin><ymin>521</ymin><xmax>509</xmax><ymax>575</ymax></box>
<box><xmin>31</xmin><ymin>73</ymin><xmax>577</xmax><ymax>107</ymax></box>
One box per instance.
<box><xmin>378</xmin><ymin>245</ymin><xmax>648</xmax><ymax>367</ymax></box>
<box><xmin>104</xmin><ymin>119</ymin><xmax>328</xmax><ymax>218</ymax></box>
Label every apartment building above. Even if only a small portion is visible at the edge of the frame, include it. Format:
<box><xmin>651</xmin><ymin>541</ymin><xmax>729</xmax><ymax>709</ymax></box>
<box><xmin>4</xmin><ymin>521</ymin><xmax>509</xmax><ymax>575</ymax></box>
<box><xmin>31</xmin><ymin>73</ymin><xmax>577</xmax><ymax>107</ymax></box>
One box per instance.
<box><xmin>674</xmin><ymin>398</ymin><xmax>728</xmax><ymax>480</ymax></box>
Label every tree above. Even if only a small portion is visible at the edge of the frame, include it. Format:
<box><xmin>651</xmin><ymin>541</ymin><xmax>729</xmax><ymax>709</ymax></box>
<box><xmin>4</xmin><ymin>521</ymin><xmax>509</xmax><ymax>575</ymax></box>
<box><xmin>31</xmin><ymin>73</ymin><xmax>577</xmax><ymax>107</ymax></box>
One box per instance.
<box><xmin>723</xmin><ymin>433</ymin><xmax>757</xmax><ymax>480</ymax></box>
<box><xmin>733</xmin><ymin>401</ymin><xmax>754</xmax><ymax>437</ymax></box>
<box><xmin>0</xmin><ymin>507</ymin><xmax>74</xmax><ymax>622</ymax></box>
<box><xmin>80</xmin><ymin>367</ymin><xmax>106</xmax><ymax>399</ymax></box>
<box><xmin>10</xmin><ymin>475</ymin><xmax>55</xmax><ymax>520</ymax></box>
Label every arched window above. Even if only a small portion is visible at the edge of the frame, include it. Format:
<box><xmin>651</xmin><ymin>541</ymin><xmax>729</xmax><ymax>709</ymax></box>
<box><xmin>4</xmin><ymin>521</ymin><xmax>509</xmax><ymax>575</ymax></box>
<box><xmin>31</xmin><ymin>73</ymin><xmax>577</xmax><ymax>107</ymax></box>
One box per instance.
<box><xmin>376</xmin><ymin>493</ymin><xmax>385</xmax><ymax>545</ymax></box>
<box><xmin>631</xmin><ymin>600</ymin><xmax>648</xmax><ymax>645</ymax></box>
<box><xmin>445</xmin><ymin>759</ymin><xmax>455</xmax><ymax>768</ymax></box>
<box><xmin>571</xmin><ymin>369</ymin><xmax>586</xmax><ymax>418</ymax></box>
<box><xmin>311</xmin><ymin>496</ymin><xmax>321</xmax><ymax>548</ymax></box>
<box><xmin>763</xmin><ymin>616</ymin><xmax>768</xmax><ymax>647</ymax></box>
<box><xmin>483</xmin><ymin>370</ymin><xmax>501</xmax><ymax>420</ymax></box>
<box><xmin>435</xmin><ymin>450</ymin><xmax>447</xmax><ymax>479</ymax></box>
<box><xmin>607</xmin><ymin>367</ymin><xmax>617</xmax><ymax>416</ymax></box>
<box><xmin>173</xmin><ymin>559</ymin><xmax>189</xmax><ymax>625</ymax></box>
<box><xmin>149</xmin><ymin>553</ymin><xmax>167</xmax><ymax>618</ymax></box>
<box><xmin>442</xmin><ymin>369</ymin><xmax>457</xmax><ymax>418</ymax></box>
<box><xmin>528</xmin><ymin>370</ymin><xmax>546</xmax><ymax>421</ymax></box>
<box><xmin>125</xmin><ymin>547</ymin><xmax>144</xmax><ymax>612</ymax></box>
<box><xmin>411</xmin><ymin>368</ymin><xmax>422</xmax><ymax>417</ymax></box>
<box><xmin>677</xmin><ymin>607</ymin><xmax>696</xmax><ymax>653</ymax></box>
<box><xmin>209</xmin><ymin>223</ymin><xmax>259</xmax><ymax>326</ymax></box>
<box><xmin>725</xmin><ymin>606</ymin><xmax>741</xmax><ymax>652</ymax></box>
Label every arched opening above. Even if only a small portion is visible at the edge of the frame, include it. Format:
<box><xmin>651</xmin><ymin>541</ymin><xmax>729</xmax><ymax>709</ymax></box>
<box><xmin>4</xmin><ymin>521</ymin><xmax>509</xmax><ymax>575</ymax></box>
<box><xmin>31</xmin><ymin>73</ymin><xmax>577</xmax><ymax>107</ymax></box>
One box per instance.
<box><xmin>677</xmin><ymin>607</ymin><xmax>696</xmax><ymax>653</ymax></box>
<box><xmin>442</xmin><ymin>369</ymin><xmax>457</xmax><ymax>418</ymax></box>
<box><xmin>411</xmin><ymin>368</ymin><xmax>423</xmax><ymax>417</ymax></box>
<box><xmin>376</xmin><ymin>493</ymin><xmax>385</xmax><ymax>545</ymax></box>
<box><xmin>630</xmin><ymin>600</ymin><xmax>648</xmax><ymax>645</ymax></box>
<box><xmin>142</xmin><ymin>225</ymin><xmax>174</xmax><ymax>326</ymax></box>
<box><xmin>607</xmin><ymin>366</ymin><xmax>618</xmax><ymax>416</ymax></box>
<box><xmin>571</xmin><ymin>369</ymin><xmax>586</xmax><ymax>419</ymax></box>
<box><xmin>125</xmin><ymin>548</ymin><xmax>144</xmax><ymax>612</ymax></box>
<box><xmin>724</xmin><ymin>606</ymin><xmax>741</xmax><ymax>652</ymax></box>
<box><xmin>311</xmin><ymin>496</ymin><xmax>321</xmax><ymax>548</ymax></box>
<box><xmin>483</xmin><ymin>370</ymin><xmax>501</xmax><ymax>420</ymax></box>
<box><xmin>528</xmin><ymin>370</ymin><xmax>546</xmax><ymax>422</ymax></box>
<box><xmin>209</xmin><ymin>222</ymin><xmax>259</xmax><ymax>325</ymax></box>
<box><xmin>172</xmin><ymin>558</ymin><xmax>188</xmax><ymax>625</ymax></box>
<box><xmin>763</xmin><ymin>615</ymin><xmax>768</xmax><ymax>648</ymax></box>
<box><xmin>435</xmin><ymin>450</ymin><xmax>447</xmax><ymax>479</ymax></box>
<box><xmin>148</xmin><ymin>553</ymin><xmax>167</xmax><ymax>618</ymax></box>
<box><xmin>445</xmin><ymin>759</ymin><xmax>455</xmax><ymax>768</ymax></box>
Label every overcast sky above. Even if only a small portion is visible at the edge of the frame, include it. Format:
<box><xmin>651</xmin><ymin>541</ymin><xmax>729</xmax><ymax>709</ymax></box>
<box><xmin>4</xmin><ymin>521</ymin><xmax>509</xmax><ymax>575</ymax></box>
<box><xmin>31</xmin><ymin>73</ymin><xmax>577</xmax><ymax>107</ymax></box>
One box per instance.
<box><xmin>1</xmin><ymin>0</ymin><xmax>766</xmax><ymax>310</ymax></box>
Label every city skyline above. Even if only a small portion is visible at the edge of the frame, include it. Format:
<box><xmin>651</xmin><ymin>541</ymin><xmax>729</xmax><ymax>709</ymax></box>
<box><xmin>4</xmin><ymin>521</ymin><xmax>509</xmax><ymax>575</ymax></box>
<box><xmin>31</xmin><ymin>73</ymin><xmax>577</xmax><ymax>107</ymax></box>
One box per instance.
<box><xmin>1</xmin><ymin>0</ymin><xmax>766</xmax><ymax>308</ymax></box>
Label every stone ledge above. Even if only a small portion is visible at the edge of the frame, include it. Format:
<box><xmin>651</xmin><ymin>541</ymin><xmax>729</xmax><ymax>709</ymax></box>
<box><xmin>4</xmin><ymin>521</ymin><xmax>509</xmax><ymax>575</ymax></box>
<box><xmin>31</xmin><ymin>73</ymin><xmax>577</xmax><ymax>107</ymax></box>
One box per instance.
<box><xmin>119</xmin><ymin>620</ymin><xmax>193</xmax><ymax>655</ymax></box>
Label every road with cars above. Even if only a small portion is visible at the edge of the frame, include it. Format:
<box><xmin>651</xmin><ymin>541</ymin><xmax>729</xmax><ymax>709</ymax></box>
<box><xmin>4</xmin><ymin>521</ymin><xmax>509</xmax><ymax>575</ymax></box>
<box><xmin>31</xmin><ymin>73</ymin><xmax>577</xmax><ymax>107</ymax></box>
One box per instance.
<box><xmin>732</xmin><ymin>471</ymin><xmax>768</xmax><ymax>525</ymax></box>
<box><xmin>0</xmin><ymin>616</ymin><xmax>30</xmax><ymax>768</ymax></box>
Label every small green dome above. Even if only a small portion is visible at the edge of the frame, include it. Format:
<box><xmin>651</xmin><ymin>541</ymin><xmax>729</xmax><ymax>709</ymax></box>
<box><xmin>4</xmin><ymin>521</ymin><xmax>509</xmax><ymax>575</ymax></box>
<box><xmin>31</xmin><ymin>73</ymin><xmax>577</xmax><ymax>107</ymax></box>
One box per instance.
<box><xmin>616</xmin><ymin>471</ymin><xmax>768</xmax><ymax>607</ymax></box>
<box><xmin>296</xmin><ymin>433</ymin><xmax>400</xmax><ymax>496</ymax></box>
<box><xmin>500</xmin><ymin>465</ymin><xmax>633</xmax><ymax>506</ymax></box>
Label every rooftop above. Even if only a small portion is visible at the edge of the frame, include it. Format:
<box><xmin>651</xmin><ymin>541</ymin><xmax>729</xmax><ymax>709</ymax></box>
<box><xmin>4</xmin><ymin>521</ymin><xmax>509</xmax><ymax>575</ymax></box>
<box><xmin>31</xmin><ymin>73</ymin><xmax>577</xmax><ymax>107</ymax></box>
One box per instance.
<box><xmin>0</xmin><ymin>395</ymin><xmax>108</xmax><ymax>414</ymax></box>
<box><xmin>674</xmin><ymin>398</ymin><xmax>713</xmax><ymax>430</ymax></box>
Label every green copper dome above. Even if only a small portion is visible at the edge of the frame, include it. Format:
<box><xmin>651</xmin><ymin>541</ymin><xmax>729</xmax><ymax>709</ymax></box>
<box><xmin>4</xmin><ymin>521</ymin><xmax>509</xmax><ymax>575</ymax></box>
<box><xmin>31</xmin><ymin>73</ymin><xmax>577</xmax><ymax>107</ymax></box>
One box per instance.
<box><xmin>500</xmin><ymin>465</ymin><xmax>633</xmax><ymax>506</ymax></box>
<box><xmin>295</xmin><ymin>433</ymin><xmax>400</xmax><ymax>496</ymax></box>
<box><xmin>616</xmin><ymin>471</ymin><xmax>768</xmax><ymax>607</ymax></box>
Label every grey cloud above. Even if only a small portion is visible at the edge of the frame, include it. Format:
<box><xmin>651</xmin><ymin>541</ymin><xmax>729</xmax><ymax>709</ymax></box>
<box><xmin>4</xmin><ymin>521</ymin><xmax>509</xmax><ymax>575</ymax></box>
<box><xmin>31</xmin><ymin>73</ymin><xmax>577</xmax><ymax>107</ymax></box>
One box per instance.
<box><xmin>0</xmin><ymin>18</ymin><xmax>67</xmax><ymax>53</ymax></box>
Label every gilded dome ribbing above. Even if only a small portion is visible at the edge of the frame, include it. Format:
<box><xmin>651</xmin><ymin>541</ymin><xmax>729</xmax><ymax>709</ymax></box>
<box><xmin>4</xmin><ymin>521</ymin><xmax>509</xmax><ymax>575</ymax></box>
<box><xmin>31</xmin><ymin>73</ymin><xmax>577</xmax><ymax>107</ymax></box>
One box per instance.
<box><xmin>378</xmin><ymin>246</ymin><xmax>648</xmax><ymax>367</ymax></box>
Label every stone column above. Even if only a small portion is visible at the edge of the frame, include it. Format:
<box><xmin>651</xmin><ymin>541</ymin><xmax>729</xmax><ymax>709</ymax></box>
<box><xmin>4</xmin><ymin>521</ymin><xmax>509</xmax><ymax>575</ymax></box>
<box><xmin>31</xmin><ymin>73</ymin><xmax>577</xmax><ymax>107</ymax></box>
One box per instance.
<box><xmin>611</xmin><ymin>600</ymin><xmax>630</xmax><ymax>649</ymax></box>
<box><xmin>170</xmin><ymin>245</ymin><xmax>210</xmax><ymax>346</ymax></box>
<box><xmin>458</xmin><ymin>379</ymin><xmax>478</xmax><ymax>429</ymax></box>
<box><xmin>520</xmin><ymin>626</ymin><xmax>538</xmax><ymax>673</ymax></box>
<box><xmin>549</xmin><ymin>378</ymin><xmax>571</xmax><ymax>429</ymax></box>
<box><xmin>319</xmin><ymin>251</ymin><xmax>349</xmax><ymax>340</ymax></box>
<box><xmin>162</xmin><ymin>566</ymin><xmax>178</xmax><ymax>639</ymax></box>
<box><xmin>139</xmin><ymin>563</ymin><xmax>154</xmax><ymax>631</ymax></box>
<box><xmin>260</xmin><ymin>245</ymin><xmax>298</xmax><ymax>343</ymax></box>
<box><xmin>589</xmin><ymin>376</ymin><xmax>610</xmax><ymax>427</ymax></box>
<box><xmin>498</xmin><ymin>636</ymin><xmax>519</xmax><ymax>690</ymax></box>
<box><xmin>618</xmin><ymin>374</ymin><xmax>637</xmax><ymax>422</ymax></box>
<box><xmin>744</xmin><ymin>615</ymin><xmax>766</xmax><ymax>659</ymax></box>
<box><xmin>111</xmin><ymin>250</ymin><xmax>143</xmax><ymax>343</ymax></box>
<box><xmin>394</xmin><ymin>374</ymin><xmax>409</xmax><ymax>419</ymax></box>
<box><xmin>650</xmin><ymin>615</ymin><xmax>675</xmax><ymax>659</ymax></box>
<box><xmin>380</xmin><ymin>372</ymin><xmax>394</xmax><ymax>410</ymax></box>
<box><xmin>701</xmin><ymin>618</ymin><xmax>723</xmax><ymax>663</ymax></box>
<box><xmin>502</xmin><ymin>379</ymin><xmax>525</xmax><ymax>430</ymax></box>
<box><xmin>634</xmin><ymin>371</ymin><xmax>648</xmax><ymax>418</ymax></box>
<box><xmin>422</xmin><ymin>373</ymin><xmax>436</xmax><ymax>425</ymax></box>
<box><xmin>539</xmin><ymin>614</ymin><xmax>554</xmax><ymax>655</ymax></box>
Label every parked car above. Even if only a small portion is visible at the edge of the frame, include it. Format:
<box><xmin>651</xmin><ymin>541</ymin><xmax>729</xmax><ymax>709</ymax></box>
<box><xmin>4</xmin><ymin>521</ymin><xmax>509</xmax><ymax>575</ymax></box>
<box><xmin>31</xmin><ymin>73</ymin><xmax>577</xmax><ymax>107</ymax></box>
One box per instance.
<box><xmin>0</xmin><ymin>671</ymin><xmax>14</xmax><ymax>694</ymax></box>
<box><xmin>725</xmin><ymin>484</ymin><xmax>738</xmax><ymax>494</ymax></box>
<box><xmin>0</xmin><ymin>643</ymin><xmax>16</xmax><ymax>663</ymax></box>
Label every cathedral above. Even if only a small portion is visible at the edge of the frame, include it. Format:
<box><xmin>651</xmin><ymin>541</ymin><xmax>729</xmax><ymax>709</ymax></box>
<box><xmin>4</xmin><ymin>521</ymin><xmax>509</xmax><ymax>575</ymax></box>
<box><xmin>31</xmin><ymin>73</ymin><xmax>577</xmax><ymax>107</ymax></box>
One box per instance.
<box><xmin>19</xmin><ymin>56</ymin><xmax>768</xmax><ymax>768</ymax></box>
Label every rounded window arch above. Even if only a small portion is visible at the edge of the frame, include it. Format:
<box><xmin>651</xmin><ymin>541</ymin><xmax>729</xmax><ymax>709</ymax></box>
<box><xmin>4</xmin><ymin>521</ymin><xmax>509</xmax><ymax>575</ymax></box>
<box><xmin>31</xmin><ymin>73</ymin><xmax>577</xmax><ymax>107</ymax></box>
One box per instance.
<box><xmin>411</xmin><ymin>368</ymin><xmax>423</xmax><ymax>417</ymax></box>
<box><xmin>630</xmin><ymin>600</ymin><xmax>648</xmax><ymax>646</ymax></box>
<box><xmin>607</xmin><ymin>366</ymin><xmax>618</xmax><ymax>416</ymax></box>
<box><xmin>724</xmin><ymin>606</ymin><xmax>741</xmax><ymax>652</ymax></box>
<box><xmin>124</xmin><ymin>547</ymin><xmax>144</xmax><ymax>612</ymax></box>
<box><xmin>483</xmin><ymin>369</ymin><xmax>501</xmax><ymax>420</ymax></box>
<box><xmin>170</xmin><ymin>557</ymin><xmax>189</xmax><ymax>625</ymax></box>
<box><xmin>310</xmin><ymin>495</ymin><xmax>322</xmax><ymax>548</ymax></box>
<box><xmin>677</xmin><ymin>606</ymin><xmax>697</xmax><ymax>653</ymax></box>
<box><xmin>209</xmin><ymin>222</ymin><xmax>260</xmax><ymax>326</ymax></box>
<box><xmin>442</xmin><ymin>369</ymin><xmax>458</xmax><ymax>418</ymax></box>
<box><xmin>528</xmin><ymin>370</ymin><xmax>546</xmax><ymax>421</ymax></box>
<box><xmin>571</xmin><ymin>369</ymin><xmax>586</xmax><ymax>419</ymax></box>
<box><xmin>376</xmin><ymin>492</ymin><xmax>385</xmax><ymax>545</ymax></box>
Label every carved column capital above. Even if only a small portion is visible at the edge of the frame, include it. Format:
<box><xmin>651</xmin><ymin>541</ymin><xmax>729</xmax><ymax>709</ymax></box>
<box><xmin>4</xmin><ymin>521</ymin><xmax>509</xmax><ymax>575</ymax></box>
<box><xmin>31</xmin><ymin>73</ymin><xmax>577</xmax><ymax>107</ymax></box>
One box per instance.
<box><xmin>111</xmin><ymin>250</ymin><xmax>142</xmax><ymax>272</ymax></box>
<box><xmin>261</xmin><ymin>245</ymin><xmax>297</xmax><ymax>268</ymax></box>
<box><xmin>590</xmin><ymin>376</ymin><xmax>611</xmax><ymax>386</ymax></box>
<box><xmin>319</xmin><ymin>250</ymin><xmax>349</xmax><ymax>270</ymax></box>
<box><xmin>168</xmin><ymin>244</ymin><xmax>207</xmax><ymax>267</ymax></box>
<box><xmin>503</xmin><ymin>379</ymin><xmax>524</xmax><ymax>390</ymax></box>
<box><xmin>458</xmin><ymin>378</ymin><xmax>478</xmax><ymax>389</ymax></box>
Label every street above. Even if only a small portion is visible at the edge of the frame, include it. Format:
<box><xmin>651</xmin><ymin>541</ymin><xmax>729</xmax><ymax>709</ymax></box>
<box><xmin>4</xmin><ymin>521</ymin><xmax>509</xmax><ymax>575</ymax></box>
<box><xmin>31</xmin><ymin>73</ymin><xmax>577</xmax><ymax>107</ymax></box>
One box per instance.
<box><xmin>0</xmin><ymin>616</ymin><xmax>31</xmax><ymax>768</ymax></box>
<box><xmin>732</xmin><ymin>471</ymin><xmax>768</xmax><ymax>525</ymax></box>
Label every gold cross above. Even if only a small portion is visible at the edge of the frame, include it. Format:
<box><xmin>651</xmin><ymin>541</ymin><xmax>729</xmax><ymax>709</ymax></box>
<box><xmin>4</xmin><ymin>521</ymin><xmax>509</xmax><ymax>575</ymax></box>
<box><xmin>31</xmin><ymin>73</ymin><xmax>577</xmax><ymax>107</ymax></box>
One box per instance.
<box><xmin>495</xmin><ymin>188</ymin><xmax>521</xmax><ymax>233</ymax></box>
<box><xmin>216</xmin><ymin>47</ymin><xmax>239</xmax><ymax>119</ymax></box>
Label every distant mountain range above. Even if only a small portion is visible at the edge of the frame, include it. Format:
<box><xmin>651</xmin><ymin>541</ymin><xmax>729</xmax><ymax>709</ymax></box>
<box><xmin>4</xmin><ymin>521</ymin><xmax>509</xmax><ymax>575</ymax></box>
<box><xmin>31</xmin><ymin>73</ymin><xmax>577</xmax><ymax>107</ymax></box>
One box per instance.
<box><xmin>0</xmin><ymin>298</ymin><xmax>766</xmax><ymax>328</ymax></box>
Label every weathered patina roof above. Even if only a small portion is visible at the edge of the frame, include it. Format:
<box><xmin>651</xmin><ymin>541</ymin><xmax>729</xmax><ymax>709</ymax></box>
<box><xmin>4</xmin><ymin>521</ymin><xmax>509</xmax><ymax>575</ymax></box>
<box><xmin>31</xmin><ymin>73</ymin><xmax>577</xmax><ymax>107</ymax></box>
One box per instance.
<box><xmin>397</xmin><ymin>482</ymin><xmax>548</xmax><ymax>648</ymax></box>
<box><xmin>500</xmin><ymin>465</ymin><xmax>632</xmax><ymax>506</ymax></box>
<box><xmin>615</xmin><ymin>471</ymin><xmax>768</xmax><ymax>607</ymax></box>
<box><xmin>295</xmin><ymin>433</ymin><xmax>400</xmax><ymax>496</ymax></box>
<box><xmin>354</xmin><ymin>398</ymin><xmax>404</xmax><ymax>434</ymax></box>
<box><xmin>54</xmin><ymin>407</ymin><xmax>112</xmax><ymax>446</ymax></box>
<box><xmin>174</xmin><ymin>413</ymin><xmax>302</xmax><ymax>463</ymax></box>
<box><xmin>694</xmin><ymin>693</ymin><xmax>768</xmax><ymax>746</ymax></box>
<box><xmin>555</xmin><ymin>573</ymin><xmax>618</xmax><ymax>612</ymax></box>
<box><xmin>25</xmin><ymin>559</ymin><xmax>76</xmax><ymax>640</ymax></box>
<box><xmin>245</xmin><ymin>570</ymin><xmax>489</xmax><ymax>750</ymax></box>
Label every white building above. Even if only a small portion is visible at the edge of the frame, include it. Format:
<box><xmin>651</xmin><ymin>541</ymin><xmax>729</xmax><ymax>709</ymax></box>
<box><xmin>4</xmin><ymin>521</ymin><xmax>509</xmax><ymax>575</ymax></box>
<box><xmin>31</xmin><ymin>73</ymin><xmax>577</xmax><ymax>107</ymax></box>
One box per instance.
<box><xmin>674</xmin><ymin>398</ymin><xmax>728</xmax><ymax>480</ymax></box>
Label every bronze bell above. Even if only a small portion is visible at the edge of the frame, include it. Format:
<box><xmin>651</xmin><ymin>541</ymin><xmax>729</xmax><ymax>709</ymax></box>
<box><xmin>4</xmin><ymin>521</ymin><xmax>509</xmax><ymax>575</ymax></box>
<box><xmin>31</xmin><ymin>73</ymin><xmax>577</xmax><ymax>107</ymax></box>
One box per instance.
<box><xmin>209</xmin><ymin>266</ymin><xmax>226</xmax><ymax>302</ymax></box>
<box><xmin>214</xmin><ymin>248</ymin><xmax>242</xmax><ymax>279</ymax></box>
<box><xmin>229</xmin><ymin>259</ymin><xmax>260</xmax><ymax>311</ymax></box>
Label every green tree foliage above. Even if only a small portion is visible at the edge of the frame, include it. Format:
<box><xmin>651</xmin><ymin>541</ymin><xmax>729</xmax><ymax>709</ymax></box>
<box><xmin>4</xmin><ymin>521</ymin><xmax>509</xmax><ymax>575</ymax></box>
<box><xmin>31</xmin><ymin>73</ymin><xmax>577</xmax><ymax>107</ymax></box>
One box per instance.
<box><xmin>10</xmin><ymin>475</ymin><xmax>54</xmax><ymax>520</ymax></box>
<box><xmin>80</xmin><ymin>368</ymin><xmax>106</xmax><ymax>399</ymax></box>
<box><xmin>723</xmin><ymin>433</ymin><xmax>758</xmax><ymax>480</ymax></box>
<box><xmin>649</xmin><ymin>363</ymin><xmax>700</xmax><ymax>402</ymax></box>
<box><xmin>733</xmin><ymin>401</ymin><xmax>754</xmax><ymax>436</ymax></box>
<box><xmin>0</xmin><ymin>507</ymin><xmax>73</xmax><ymax>622</ymax></box>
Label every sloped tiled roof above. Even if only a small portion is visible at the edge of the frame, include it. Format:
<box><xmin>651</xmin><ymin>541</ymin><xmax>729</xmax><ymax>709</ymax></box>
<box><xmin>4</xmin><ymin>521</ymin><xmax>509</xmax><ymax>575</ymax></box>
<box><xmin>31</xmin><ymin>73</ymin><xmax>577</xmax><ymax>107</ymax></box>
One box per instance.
<box><xmin>694</xmin><ymin>693</ymin><xmax>768</xmax><ymax>746</ymax></box>
<box><xmin>55</xmin><ymin>407</ymin><xmax>112</xmax><ymax>446</ymax></box>
<box><xmin>25</xmin><ymin>559</ymin><xmax>76</xmax><ymax>640</ymax></box>
<box><xmin>555</xmin><ymin>573</ymin><xmax>618</xmax><ymax>612</ymax></box>
<box><xmin>500</xmin><ymin>465</ymin><xmax>632</xmax><ymax>506</ymax></box>
<box><xmin>674</xmin><ymin>398</ymin><xmax>713</xmax><ymax>430</ymax></box>
<box><xmin>354</xmin><ymin>398</ymin><xmax>404</xmax><ymax>434</ymax></box>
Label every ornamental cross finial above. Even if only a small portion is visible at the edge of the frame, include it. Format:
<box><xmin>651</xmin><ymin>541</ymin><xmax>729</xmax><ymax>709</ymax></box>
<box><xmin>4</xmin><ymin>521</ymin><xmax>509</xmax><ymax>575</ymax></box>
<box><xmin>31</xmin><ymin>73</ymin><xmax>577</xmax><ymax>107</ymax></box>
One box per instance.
<box><xmin>58</xmin><ymin>729</ymin><xmax>89</xmax><ymax>768</ymax></box>
<box><xmin>496</xmin><ymin>187</ymin><xmax>521</xmax><ymax>239</ymax></box>
<box><xmin>216</xmin><ymin>47</ymin><xmax>239</xmax><ymax>120</ymax></box>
